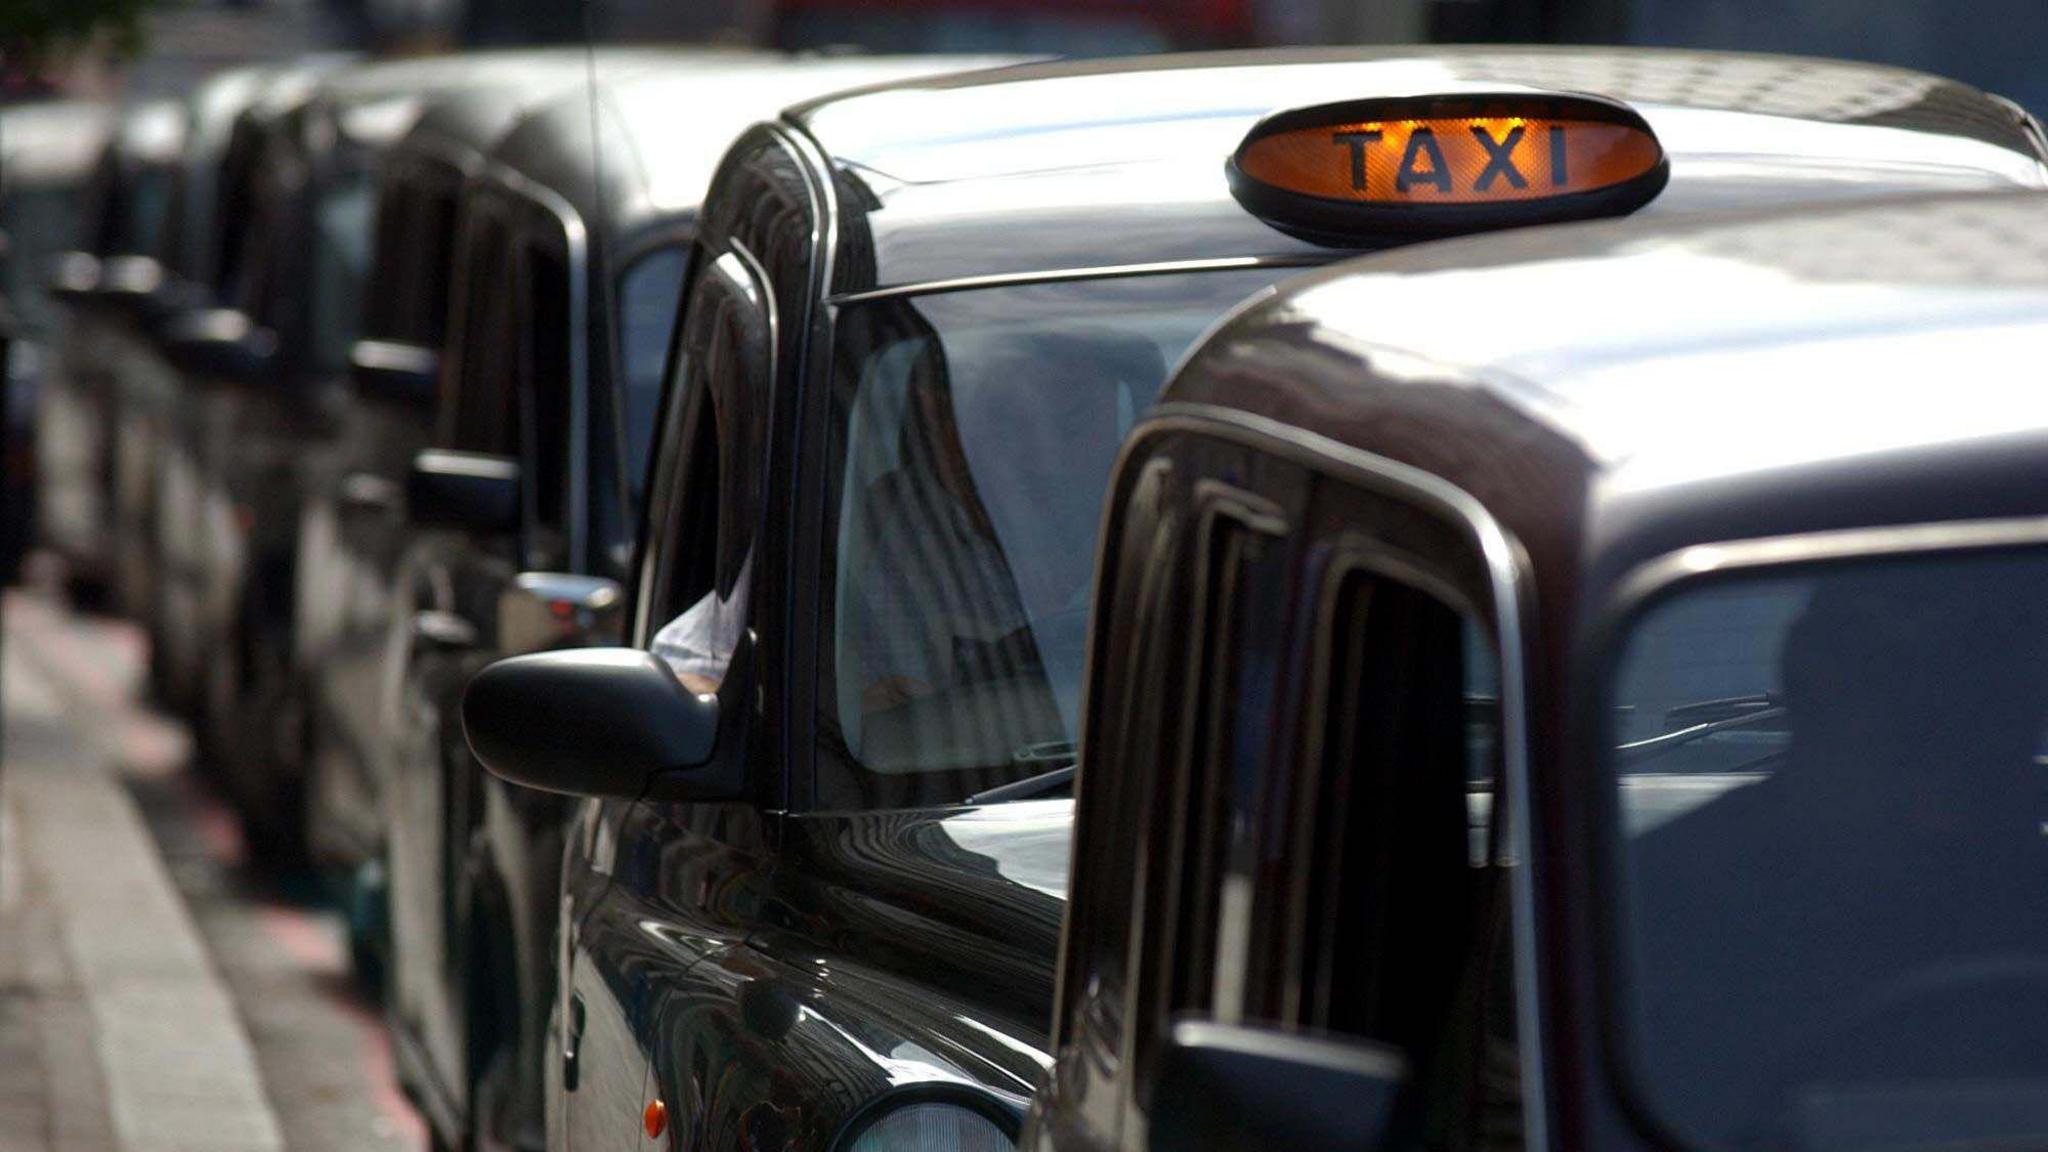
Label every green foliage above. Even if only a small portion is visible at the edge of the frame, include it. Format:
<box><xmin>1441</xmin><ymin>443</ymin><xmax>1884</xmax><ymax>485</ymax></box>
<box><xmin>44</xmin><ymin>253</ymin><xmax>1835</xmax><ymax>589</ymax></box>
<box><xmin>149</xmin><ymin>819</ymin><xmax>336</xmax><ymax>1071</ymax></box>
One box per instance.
<box><xmin>0</xmin><ymin>0</ymin><xmax>159</xmax><ymax>68</ymax></box>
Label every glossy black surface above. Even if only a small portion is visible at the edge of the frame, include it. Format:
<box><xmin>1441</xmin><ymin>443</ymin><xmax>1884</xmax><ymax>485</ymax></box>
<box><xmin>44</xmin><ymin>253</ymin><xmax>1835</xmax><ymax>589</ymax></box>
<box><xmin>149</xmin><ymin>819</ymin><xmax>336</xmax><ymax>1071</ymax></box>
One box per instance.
<box><xmin>535</xmin><ymin>46</ymin><xmax>2048</xmax><ymax>1152</ymax></box>
<box><xmin>1029</xmin><ymin>186</ymin><xmax>2048</xmax><ymax>1152</ymax></box>
<box><xmin>795</xmin><ymin>47</ymin><xmax>2048</xmax><ymax>292</ymax></box>
<box><xmin>377</xmin><ymin>53</ymin><xmax>999</xmax><ymax>1152</ymax></box>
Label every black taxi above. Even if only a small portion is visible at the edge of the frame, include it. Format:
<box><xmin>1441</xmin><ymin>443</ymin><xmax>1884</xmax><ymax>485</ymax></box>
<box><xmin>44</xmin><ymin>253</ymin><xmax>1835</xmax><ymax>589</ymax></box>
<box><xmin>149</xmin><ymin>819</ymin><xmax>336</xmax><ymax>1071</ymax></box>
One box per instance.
<box><xmin>461</xmin><ymin>49</ymin><xmax>2048</xmax><ymax>1151</ymax></box>
<box><xmin>373</xmin><ymin>55</ymin><xmax>992</xmax><ymax>1152</ymax></box>
<box><xmin>36</xmin><ymin>98</ymin><xmax>182</xmax><ymax>612</ymax></box>
<box><xmin>163</xmin><ymin>51</ymin><xmax>613</xmax><ymax>856</ymax></box>
<box><xmin>293</xmin><ymin>50</ymin><xmax>634</xmax><ymax>936</ymax></box>
<box><xmin>125</xmin><ymin>60</ymin><xmax>342</xmax><ymax>720</ymax></box>
<box><xmin>1029</xmin><ymin>184</ymin><xmax>2048</xmax><ymax>1151</ymax></box>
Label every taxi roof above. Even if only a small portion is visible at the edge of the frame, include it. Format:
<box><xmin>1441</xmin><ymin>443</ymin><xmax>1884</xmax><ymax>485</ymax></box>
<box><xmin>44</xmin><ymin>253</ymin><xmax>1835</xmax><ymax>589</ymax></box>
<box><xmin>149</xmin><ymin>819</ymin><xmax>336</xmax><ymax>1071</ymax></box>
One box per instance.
<box><xmin>1162</xmin><ymin>187</ymin><xmax>2048</xmax><ymax>602</ymax></box>
<box><xmin>387</xmin><ymin>48</ymin><xmax>699</xmax><ymax>181</ymax></box>
<box><xmin>481</xmin><ymin>54</ymin><xmax>1015</xmax><ymax>253</ymax></box>
<box><xmin>790</xmin><ymin>47</ymin><xmax>2048</xmax><ymax>292</ymax></box>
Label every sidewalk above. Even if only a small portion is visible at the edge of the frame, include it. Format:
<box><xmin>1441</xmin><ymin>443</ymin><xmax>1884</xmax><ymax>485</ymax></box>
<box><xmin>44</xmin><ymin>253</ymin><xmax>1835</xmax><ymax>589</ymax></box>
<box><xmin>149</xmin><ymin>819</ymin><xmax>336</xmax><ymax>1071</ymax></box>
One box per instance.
<box><xmin>0</xmin><ymin>596</ymin><xmax>283</xmax><ymax>1152</ymax></box>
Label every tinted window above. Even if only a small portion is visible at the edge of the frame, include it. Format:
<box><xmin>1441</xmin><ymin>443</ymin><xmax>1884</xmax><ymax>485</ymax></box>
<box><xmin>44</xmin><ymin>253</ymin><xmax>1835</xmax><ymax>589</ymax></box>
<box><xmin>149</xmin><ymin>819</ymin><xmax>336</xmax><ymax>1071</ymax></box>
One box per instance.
<box><xmin>1297</xmin><ymin>572</ymin><xmax>1519</xmax><ymax>1152</ymax></box>
<box><xmin>814</xmin><ymin>268</ymin><xmax>1289</xmax><ymax>809</ymax></box>
<box><xmin>645</xmin><ymin>251</ymin><xmax>773</xmax><ymax>697</ymax></box>
<box><xmin>310</xmin><ymin>170</ymin><xmax>375</xmax><ymax>374</ymax></box>
<box><xmin>445</xmin><ymin>215</ymin><xmax>517</xmax><ymax>456</ymax></box>
<box><xmin>601</xmin><ymin>245</ymin><xmax>688</xmax><ymax>555</ymax></box>
<box><xmin>520</xmin><ymin>241</ymin><xmax>572</xmax><ymax>569</ymax></box>
<box><xmin>1611</xmin><ymin>547</ymin><xmax>2048</xmax><ymax>1150</ymax></box>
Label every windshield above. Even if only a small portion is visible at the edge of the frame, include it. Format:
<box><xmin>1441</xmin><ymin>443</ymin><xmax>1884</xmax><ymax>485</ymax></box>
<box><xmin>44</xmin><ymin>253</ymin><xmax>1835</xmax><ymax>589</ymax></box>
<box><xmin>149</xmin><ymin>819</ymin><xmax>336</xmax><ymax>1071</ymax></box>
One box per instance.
<box><xmin>816</xmin><ymin>267</ymin><xmax>1291</xmax><ymax>809</ymax></box>
<box><xmin>1608</xmin><ymin>546</ymin><xmax>2048</xmax><ymax>1151</ymax></box>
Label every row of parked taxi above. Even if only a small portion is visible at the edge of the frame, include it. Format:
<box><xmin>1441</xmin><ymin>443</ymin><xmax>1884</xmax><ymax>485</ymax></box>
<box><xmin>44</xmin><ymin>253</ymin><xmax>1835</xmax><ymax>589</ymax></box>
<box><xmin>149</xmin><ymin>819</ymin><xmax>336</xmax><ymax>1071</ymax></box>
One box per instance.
<box><xmin>25</xmin><ymin>37</ymin><xmax>2048</xmax><ymax>1152</ymax></box>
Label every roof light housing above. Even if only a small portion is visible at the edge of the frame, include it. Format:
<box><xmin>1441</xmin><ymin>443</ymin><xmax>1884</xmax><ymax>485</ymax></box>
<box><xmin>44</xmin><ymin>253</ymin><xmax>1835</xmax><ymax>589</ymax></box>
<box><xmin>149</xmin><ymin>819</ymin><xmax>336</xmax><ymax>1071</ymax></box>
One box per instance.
<box><xmin>1228</xmin><ymin>92</ymin><xmax>1670</xmax><ymax>244</ymax></box>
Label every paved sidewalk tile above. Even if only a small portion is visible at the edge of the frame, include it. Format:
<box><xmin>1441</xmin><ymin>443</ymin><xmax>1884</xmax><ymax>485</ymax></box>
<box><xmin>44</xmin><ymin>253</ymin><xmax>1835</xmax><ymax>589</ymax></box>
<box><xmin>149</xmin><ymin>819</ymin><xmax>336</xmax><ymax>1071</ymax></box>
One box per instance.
<box><xmin>4</xmin><ymin>605</ymin><xmax>284</xmax><ymax>1152</ymax></box>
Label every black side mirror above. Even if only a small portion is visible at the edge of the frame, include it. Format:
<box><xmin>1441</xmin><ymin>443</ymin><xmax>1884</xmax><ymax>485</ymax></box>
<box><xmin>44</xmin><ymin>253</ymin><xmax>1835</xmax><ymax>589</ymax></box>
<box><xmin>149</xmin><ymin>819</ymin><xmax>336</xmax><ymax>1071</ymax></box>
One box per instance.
<box><xmin>1148</xmin><ymin>1021</ymin><xmax>1409</xmax><ymax>1152</ymax></box>
<box><xmin>350</xmin><ymin>339</ymin><xmax>440</xmax><ymax>408</ymax></box>
<box><xmin>158</xmin><ymin>307</ymin><xmax>277</xmax><ymax>386</ymax></box>
<box><xmin>46</xmin><ymin>251</ymin><xmax>100</xmax><ymax>306</ymax></box>
<box><xmin>406</xmin><ymin>449</ymin><xmax>518</xmax><ymax>535</ymax></box>
<box><xmin>462</xmin><ymin>648</ymin><xmax>734</xmax><ymax>802</ymax></box>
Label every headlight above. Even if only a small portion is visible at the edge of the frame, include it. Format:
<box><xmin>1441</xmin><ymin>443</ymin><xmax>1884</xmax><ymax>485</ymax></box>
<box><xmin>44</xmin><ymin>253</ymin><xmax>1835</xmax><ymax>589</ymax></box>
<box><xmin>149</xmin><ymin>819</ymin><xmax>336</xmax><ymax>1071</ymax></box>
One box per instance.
<box><xmin>842</xmin><ymin>1101</ymin><xmax>1017</xmax><ymax>1152</ymax></box>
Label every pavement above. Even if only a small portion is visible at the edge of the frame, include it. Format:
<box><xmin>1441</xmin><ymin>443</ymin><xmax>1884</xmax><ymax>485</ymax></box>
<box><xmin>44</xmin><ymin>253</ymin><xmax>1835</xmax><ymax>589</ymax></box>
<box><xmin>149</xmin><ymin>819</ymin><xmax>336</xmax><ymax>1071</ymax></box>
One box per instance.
<box><xmin>0</xmin><ymin>589</ymin><xmax>427</xmax><ymax>1152</ymax></box>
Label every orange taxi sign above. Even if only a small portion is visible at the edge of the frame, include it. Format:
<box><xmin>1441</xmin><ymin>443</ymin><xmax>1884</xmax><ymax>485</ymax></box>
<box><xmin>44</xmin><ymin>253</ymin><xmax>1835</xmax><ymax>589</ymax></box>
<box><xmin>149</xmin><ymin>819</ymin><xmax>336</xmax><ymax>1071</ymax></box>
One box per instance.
<box><xmin>1229</xmin><ymin>94</ymin><xmax>1669</xmax><ymax>241</ymax></box>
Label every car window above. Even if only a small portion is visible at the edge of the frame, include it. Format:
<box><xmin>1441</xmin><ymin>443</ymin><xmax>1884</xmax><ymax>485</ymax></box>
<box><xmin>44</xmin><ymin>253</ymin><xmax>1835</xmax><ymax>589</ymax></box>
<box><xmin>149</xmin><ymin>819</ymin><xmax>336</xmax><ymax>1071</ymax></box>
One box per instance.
<box><xmin>519</xmin><ymin>238</ymin><xmax>573</xmax><ymax>569</ymax></box>
<box><xmin>309</xmin><ymin>167</ymin><xmax>375</xmax><ymax>375</ymax></box>
<box><xmin>643</xmin><ymin>250</ymin><xmax>772</xmax><ymax>697</ymax></box>
<box><xmin>813</xmin><ymin>267</ymin><xmax>1291</xmax><ymax>809</ymax></box>
<box><xmin>1290</xmin><ymin>570</ymin><xmax>1520</xmax><ymax>1152</ymax></box>
<box><xmin>444</xmin><ymin>213</ymin><xmax>517</xmax><ymax>456</ymax></box>
<box><xmin>1610</xmin><ymin>546</ymin><xmax>2048</xmax><ymax>1150</ymax></box>
<box><xmin>595</xmin><ymin>244</ymin><xmax>688</xmax><ymax>566</ymax></box>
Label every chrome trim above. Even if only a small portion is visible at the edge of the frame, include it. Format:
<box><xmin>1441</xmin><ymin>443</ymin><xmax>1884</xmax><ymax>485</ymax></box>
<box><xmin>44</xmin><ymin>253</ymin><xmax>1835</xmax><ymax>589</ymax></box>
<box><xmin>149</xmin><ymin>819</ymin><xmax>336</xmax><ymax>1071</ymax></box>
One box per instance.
<box><xmin>1127</xmin><ymin>401</ymin><xmax>1549</xmax><ymax>1152</ymax></box>
<box><xmin>1613</xmin><ymin>516</ymin><xmax>2048</xmax><ymax>612</ymax></box>
<box><xmin>827</xmin><ymin>254</ymin><xmax>1331</xmax><ymax>306</ymax></box>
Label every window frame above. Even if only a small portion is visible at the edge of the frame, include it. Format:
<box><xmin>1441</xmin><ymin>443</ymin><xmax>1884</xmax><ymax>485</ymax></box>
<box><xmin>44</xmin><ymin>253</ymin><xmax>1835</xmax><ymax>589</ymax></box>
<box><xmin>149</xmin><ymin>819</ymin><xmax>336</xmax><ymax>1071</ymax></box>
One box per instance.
<box><xmin>634</xmin><ymin>243</ymin><xmax>777</xmax><ymax>648</ymax></box>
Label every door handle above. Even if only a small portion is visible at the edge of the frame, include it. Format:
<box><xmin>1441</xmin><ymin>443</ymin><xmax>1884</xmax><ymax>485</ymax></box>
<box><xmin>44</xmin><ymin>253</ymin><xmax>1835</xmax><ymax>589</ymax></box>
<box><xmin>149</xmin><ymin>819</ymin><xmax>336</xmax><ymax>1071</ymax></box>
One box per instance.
<box><xmin>563</xmin><ymin>992</ymin><xmax>586</xmax><ymax>1092</ymax></box>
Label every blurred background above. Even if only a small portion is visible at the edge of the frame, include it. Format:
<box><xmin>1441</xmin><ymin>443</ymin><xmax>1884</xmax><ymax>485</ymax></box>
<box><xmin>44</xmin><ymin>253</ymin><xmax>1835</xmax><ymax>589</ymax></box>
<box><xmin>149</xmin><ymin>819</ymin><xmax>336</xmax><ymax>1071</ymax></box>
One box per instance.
<box><xmin>2</xmin><ymin>0</ymin><xmax>2044</xmax><ymax>110</ymax></box>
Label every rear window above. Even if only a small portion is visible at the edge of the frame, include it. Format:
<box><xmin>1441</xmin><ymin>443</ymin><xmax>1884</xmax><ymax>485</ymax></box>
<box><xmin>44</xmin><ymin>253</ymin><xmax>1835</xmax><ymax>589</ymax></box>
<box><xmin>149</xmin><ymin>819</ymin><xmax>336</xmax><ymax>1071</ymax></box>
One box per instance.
<box><xmin>1608</xmin><ymin>545</ymin><xmax>2048</xmax><ymax>1151</ymax></box>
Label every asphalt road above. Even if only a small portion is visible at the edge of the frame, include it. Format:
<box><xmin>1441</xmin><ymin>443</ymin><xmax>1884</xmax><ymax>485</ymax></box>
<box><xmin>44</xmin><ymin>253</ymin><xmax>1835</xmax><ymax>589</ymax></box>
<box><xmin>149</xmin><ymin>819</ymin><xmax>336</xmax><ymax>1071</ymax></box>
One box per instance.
<box><xmin>0</xmin><ymin>586</ymin><xmax>428</xmax><ymax>1152</ymax></box>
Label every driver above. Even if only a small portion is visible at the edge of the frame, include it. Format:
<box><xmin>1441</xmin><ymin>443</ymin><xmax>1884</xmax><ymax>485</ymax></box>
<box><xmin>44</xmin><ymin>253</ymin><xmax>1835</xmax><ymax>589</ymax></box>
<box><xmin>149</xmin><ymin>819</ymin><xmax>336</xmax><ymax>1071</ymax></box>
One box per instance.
<box><xmin>1630</xmin><ymin>555</ymin><xmax>2048</xmax><ymax>1138</ymax></box>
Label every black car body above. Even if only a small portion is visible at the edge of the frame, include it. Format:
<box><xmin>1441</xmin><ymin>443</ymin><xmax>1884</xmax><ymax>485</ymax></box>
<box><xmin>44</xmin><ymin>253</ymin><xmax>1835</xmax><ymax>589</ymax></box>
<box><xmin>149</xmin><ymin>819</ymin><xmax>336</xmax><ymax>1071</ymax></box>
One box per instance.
<box><xmin>293</xmin><ymin>50</ymin><xmax>664</xmax><ymax>910</ymax></box>
<box><xmin>138</xmin><ymin>60</ymin><xmax>347</xmax><ymax>718</ymax></box>
<box><xmin>61</xmin><ymin>100</ymin><xmax>187</xmax><ymax>621</ymax></box>
<box><xmin>1028</xmin><ymin>184</ymin><xmax>2048</xmax><ymax>1152</ymax></box>
<box><xmin>379</xmin><ymin>55</ymin><xmax>1000</xmax><ymax>1152</ymax></box>
<box><xmin>458</xmin><ymin>48</ymin><xmax>2048</xmax><ymax>1152</ymax></box>
<box><xmin>7</xmin><ymin>99</ymin><xmax>119</xmax><ymax>593</ymax></box>
<box><xmin>168</xmin><ymin>51</ymin><xmax>635</xmax><ymax>857</ymax></box>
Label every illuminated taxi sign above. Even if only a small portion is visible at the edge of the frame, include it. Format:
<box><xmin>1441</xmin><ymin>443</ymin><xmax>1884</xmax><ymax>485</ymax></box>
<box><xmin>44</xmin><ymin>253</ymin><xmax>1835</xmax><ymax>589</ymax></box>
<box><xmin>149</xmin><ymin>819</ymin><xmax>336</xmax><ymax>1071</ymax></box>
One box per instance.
<box><xmin>1229</xmin><ymin>94</ymin><xmax>1669</xmax><ymax>242</ymax></box>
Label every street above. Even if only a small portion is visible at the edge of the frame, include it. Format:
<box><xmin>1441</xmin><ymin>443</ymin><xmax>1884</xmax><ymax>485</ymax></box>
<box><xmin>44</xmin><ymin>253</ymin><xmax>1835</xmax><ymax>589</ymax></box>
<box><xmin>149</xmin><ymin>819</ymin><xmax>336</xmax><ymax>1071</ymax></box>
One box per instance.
<box><xmin>0</xmin><ymin>585</ymin><xmax>426</xmax><ymax>1152</ymax></box>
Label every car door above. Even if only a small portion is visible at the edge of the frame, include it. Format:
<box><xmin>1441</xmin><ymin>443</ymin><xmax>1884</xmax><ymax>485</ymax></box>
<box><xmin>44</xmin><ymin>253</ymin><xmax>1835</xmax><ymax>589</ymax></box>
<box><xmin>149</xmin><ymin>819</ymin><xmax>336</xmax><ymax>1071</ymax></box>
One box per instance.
<box><xmin>559</xmin><ymin>127</ymin><xmax>806</xmax><ymax>1152</ymax></box>
<box><xmin>386</xmin><ymin>197</ymin><xmax>528</xmax><ymax>1107</ymax></box>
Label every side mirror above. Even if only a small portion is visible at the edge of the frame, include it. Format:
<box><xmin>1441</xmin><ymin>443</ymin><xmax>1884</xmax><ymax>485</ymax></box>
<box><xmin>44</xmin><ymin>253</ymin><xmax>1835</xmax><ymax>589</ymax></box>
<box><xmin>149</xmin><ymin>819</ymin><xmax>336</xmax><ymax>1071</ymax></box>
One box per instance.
<box><xmin>46</xmin><ymin>252</ymin><xmax>100</xmax><ymax>307</ymax></box>
<box><xmin>498</xmin><ymin>572</ymin><xmax>624</xmax><ymax>655</ymax></box>
<box><xmin>463</xmin><ymin>648</ymin><xmax>733</xmax><ymax>802</ymax></box>
<box><xmin>158</xmin><ymin>307</ymin><xmax>277</xmax><ymax>387</ymax></box>
<box><xmin>350</xmin><ymin>339</ymin><xmax>439</xmax><ymax>408</ymax></box>
<box><xmin>1148</xmin><ymin>1022</ymin><xmax>1409</xmax><ymax>1152</ymax></box>
<box><xmin>407</xmin><ymin>449</ymin><xmax>518</xmax><ymax>535</ymax></box>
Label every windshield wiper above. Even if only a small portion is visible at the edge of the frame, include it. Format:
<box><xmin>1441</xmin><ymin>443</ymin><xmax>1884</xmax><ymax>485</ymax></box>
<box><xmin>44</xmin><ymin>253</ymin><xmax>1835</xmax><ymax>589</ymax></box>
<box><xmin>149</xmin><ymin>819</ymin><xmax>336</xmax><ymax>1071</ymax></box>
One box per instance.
<box><xmin>1618</xmin><ymin>694</ymin><xmax>1787</xmax><ymax>766</ymax></box>
<box><xmin>965</xmin><ymin>742</ymin><xmax>1078</xmax><ymax>805</ymax></box>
